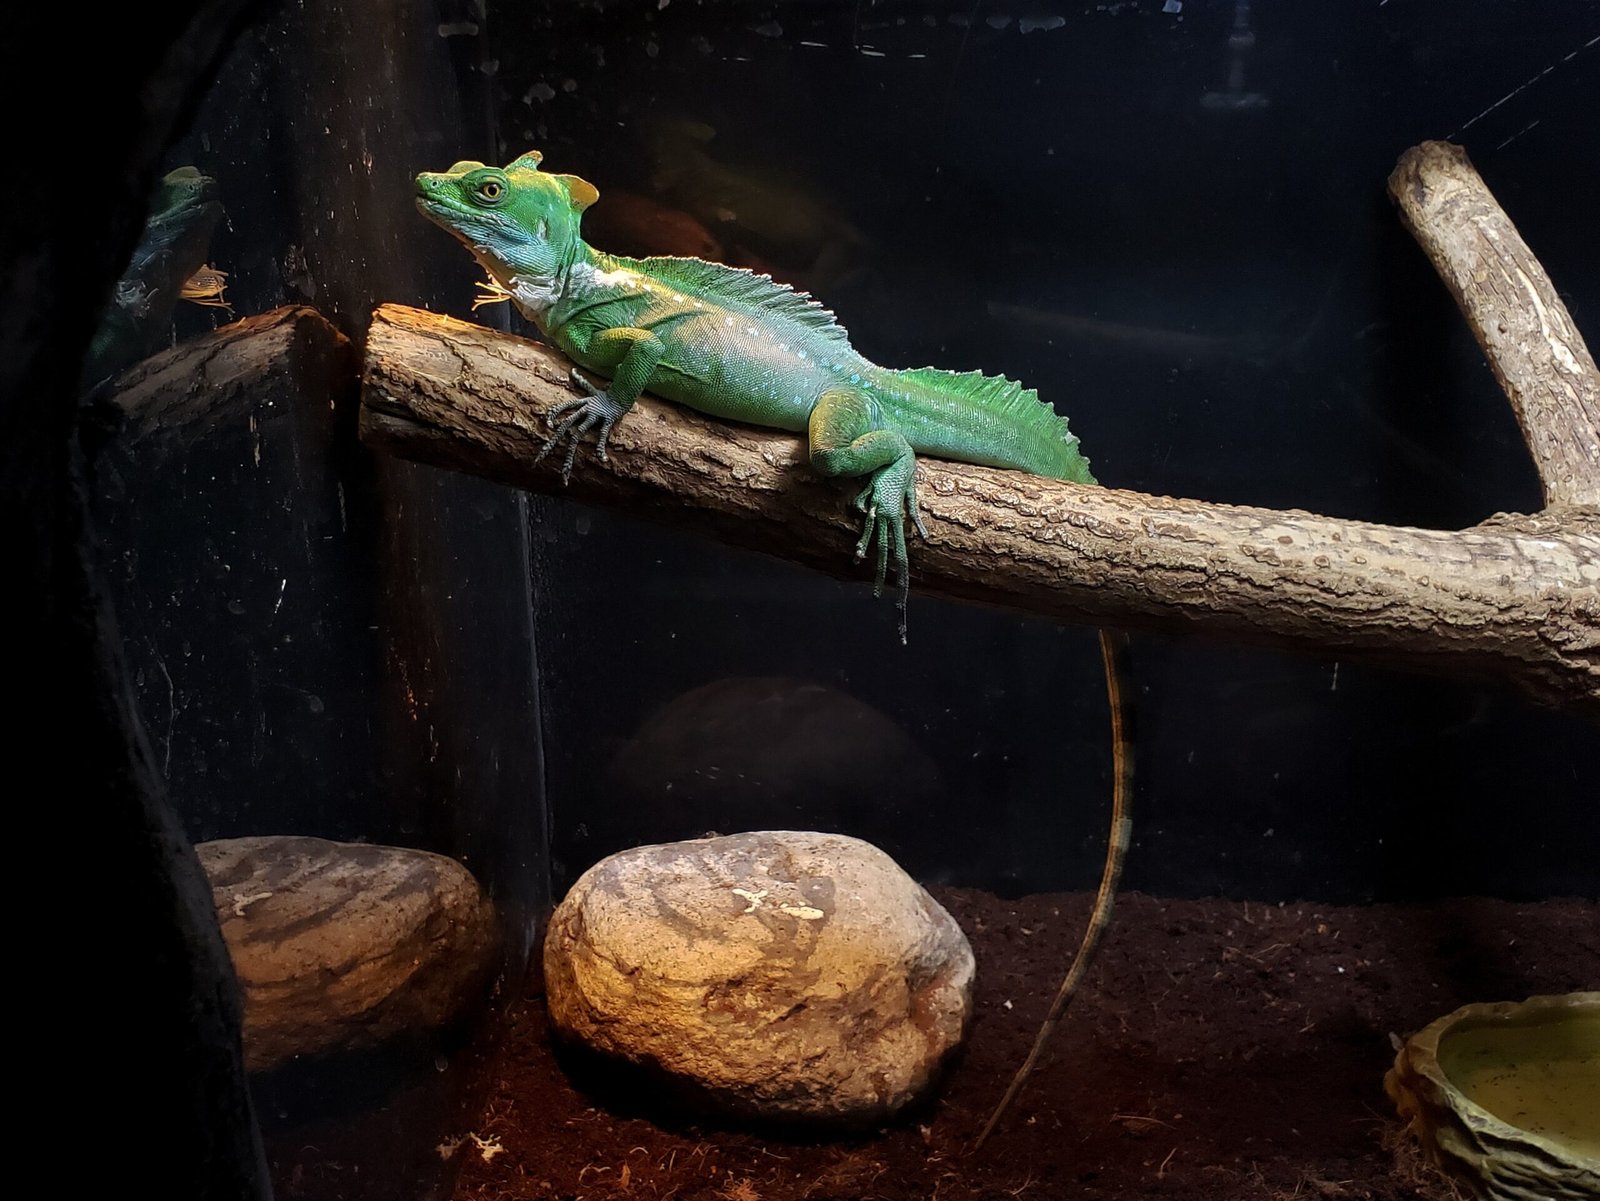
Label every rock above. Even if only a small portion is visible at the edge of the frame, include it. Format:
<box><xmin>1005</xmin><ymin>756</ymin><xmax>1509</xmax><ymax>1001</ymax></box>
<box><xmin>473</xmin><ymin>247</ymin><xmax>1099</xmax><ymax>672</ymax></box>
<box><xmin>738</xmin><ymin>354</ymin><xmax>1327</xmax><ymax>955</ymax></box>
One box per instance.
<box><xmin>595</xmin><ymin>676</ymin><xmax>943</xmax><ymax>859</ymax></box>
<box><xmin>544</xmin><ymin>830</ymin><xmax>974</xmax><ymax>1124</ymax></box>
<box><xmin>198</xmin><ymin>836</ymin><xmax>499</xmax><ymax>1072</ymax></box>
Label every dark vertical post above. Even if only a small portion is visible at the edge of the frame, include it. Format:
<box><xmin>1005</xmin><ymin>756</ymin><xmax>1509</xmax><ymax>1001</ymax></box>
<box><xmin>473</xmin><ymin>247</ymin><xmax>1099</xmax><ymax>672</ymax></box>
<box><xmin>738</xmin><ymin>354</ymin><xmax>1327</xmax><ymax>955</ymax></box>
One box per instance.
<box><xmin>2</xmin><ymin>4</ymin><xmax>276</xmax><ymax>1198</ymax></box>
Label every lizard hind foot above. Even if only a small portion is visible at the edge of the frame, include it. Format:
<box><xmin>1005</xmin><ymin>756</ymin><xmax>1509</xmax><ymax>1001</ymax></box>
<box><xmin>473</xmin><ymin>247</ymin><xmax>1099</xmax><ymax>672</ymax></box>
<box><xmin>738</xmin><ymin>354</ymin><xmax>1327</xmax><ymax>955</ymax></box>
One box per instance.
<box><xmin>851</xmin><ymin>462</ymin><xmax>923</xmax><ymax>642</ymax></box>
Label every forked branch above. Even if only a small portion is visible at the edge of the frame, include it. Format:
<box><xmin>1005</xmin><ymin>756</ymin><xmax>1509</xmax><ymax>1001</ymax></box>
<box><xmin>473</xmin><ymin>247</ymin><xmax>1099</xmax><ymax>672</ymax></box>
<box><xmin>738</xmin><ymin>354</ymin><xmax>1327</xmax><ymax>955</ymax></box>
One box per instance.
<box><xmin>1389</xmin><ymin>141</ymin><xmax>1600</xmax><ymax>508</ymax></box>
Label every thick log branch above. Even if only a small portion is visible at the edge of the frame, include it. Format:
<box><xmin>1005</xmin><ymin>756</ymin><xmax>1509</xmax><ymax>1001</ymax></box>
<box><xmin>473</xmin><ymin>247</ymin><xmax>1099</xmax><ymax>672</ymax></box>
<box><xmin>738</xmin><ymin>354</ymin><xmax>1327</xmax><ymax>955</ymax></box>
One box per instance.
<box><xmin>359</xmin><ymin>304</ymin><xmax>1600</xmax><ymax>718</ymax></box>
<box><xmin>106</xmin><ymin>305</ymin><xmax>353</xmax><ymax>447</ymax></box>
<box><xmin>1390</xmin><ymin>141</ymin><xmax>1600</xmax><ymax>507</ymax></box>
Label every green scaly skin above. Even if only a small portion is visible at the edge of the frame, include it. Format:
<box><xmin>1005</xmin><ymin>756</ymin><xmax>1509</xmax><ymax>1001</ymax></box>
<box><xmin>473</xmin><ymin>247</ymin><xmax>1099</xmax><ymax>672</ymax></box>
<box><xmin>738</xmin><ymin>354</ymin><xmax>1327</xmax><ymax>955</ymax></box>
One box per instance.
<box><xmin>416</xmin><ymin>154</ymin><xmax>1130</xmax><ymax>1142</ymax></box>
<box><xmin>415</xmin><ymin>151</ymin><xmax>1095</xmax><ymax>641</ymax></box>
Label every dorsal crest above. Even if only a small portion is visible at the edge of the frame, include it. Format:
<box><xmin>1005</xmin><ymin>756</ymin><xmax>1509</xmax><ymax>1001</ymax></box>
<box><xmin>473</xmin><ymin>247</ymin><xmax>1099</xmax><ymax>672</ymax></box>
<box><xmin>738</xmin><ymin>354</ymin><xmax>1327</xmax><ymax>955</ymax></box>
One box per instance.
<box><xmin>893</xmin><ymin>365</ymin><xmax>1092</xmax><ymax>480</ymax></box>
<box><xmin>895</xmin><ymin>367</ymin><xmax>1040</xmax><ymax>413</ymax></box>
<box><xmin>615</xmin><ymin>255</ymin><xmax>854</xmax><ymax>350</ymax></box>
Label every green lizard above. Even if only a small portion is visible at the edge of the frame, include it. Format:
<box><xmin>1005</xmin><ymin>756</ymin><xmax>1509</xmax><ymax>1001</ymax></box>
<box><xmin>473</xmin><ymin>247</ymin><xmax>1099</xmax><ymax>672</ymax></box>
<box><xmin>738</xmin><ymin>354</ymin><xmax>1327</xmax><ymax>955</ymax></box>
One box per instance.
<box><xmin>83</xmin><ymin>166</ymin><xmax>228</xmax><ymax>392</ymax></box>
<box><xmin>415</xmin><ymin>151</ymin><xmax>1133</xmax><ymax>1142</ymax></box>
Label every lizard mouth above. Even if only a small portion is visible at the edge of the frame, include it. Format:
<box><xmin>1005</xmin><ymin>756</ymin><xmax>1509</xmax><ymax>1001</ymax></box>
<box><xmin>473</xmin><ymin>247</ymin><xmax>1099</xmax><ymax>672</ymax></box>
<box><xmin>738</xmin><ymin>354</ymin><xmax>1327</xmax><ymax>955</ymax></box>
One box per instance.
<box><xmin>415</xmin><ymin>175</ymin><xmax>472</xmax><ymax>224</ymax></box>
<box><xmin>415</xmin><ymin>192</ymin><xmax>479</xmax><ymax>242</ymax></box>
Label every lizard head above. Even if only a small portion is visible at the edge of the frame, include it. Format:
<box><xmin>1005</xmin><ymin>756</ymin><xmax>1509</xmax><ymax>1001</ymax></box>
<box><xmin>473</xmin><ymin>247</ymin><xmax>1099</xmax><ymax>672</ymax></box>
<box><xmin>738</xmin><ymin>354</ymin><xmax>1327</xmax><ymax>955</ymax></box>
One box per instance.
<box><xmin>148</xmin><ymin>167</ymin><xmax>221</xmax><ymax>234</ymax></box>
<box><xmin>133</xmin><ymin>167</ymin><xmax>223</xmax><ymax>276</ymax></box>
<box><xmin>415</xmin><ymin>151</ymin><xmax>599</xmax><ymax>289</ymax></box>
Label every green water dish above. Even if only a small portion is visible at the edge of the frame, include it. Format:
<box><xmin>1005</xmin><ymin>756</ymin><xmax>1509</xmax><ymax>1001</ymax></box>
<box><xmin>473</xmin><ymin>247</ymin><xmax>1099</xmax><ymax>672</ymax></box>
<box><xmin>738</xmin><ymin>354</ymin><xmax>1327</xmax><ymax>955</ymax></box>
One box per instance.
<box><xmin>1386</xmin><ymin>991</ymin><xmax>1600</xmax><ymax>1200</ymax></box>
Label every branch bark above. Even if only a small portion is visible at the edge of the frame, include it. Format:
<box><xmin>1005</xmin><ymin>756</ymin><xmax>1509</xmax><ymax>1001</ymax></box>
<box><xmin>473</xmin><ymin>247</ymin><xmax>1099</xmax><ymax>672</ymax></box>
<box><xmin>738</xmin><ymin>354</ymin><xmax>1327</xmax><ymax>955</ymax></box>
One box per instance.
<box><xmin>1390</xmin><ymin>141</ymin><xmax>1600</xmax><ymax>508</ymax></box>
<box><xmin>360</xmin><ymin>303</ymin><xmax>1599</xmax><ymax>718</ymax></box>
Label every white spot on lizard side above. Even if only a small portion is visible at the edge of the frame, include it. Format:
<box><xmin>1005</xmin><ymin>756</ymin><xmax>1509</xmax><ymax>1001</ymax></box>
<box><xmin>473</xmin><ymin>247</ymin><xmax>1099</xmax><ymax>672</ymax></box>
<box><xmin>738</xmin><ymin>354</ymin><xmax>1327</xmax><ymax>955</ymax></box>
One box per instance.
<box><xmin>509</xmin><ymin>273</ymin><xmax>562</xmax><ymax>318</ymax></box>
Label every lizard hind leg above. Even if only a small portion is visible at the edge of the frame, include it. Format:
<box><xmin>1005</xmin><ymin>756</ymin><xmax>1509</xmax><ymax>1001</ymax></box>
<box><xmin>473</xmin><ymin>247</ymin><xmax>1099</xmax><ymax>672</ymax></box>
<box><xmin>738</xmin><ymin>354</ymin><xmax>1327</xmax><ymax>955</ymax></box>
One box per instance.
<box><xmin>808</xmin><ymin>388</ymin><xmax>925</xmax><ymax>641</ymax></box>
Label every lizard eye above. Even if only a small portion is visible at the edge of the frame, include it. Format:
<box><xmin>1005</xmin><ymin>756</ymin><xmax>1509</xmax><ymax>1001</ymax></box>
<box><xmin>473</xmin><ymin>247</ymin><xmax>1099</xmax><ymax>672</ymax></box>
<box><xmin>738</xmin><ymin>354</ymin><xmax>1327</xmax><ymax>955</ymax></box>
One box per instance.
<box><xmin>476</xmin><ymin>178</ymin><xmax>505</xmax><ymax>204</ymax></box>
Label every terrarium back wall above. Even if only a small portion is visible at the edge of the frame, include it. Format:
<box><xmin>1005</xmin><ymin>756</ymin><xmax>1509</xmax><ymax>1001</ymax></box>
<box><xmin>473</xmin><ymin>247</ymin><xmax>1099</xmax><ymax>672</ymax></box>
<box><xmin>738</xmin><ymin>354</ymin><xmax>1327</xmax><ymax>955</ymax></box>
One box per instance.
<box><xmin>487</xmin><ymin>1</ymin><xmax>1598</xmax><ymax>902</ymax></box>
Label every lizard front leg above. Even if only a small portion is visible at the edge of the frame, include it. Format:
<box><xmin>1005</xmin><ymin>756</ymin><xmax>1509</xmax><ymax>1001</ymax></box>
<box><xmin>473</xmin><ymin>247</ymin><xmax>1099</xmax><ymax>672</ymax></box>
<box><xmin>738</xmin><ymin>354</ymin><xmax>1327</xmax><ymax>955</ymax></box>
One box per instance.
<box><xmin>537</xmin><ymin>326</ymin><xmax>665</xmax><ymax>481</ymax></box>
<box><xmin>808</xmin><ymin>387</ymin><xmax>927</xmax><ymax>641</ymax></box>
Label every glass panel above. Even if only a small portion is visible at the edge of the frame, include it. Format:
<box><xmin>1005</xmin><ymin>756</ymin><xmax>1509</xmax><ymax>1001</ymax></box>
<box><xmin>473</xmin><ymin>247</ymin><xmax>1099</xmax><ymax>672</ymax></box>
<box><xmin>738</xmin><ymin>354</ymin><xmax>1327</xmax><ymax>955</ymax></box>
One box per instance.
<box><xmin>93</xmin><ymin>4</ymin><xmax>545</xmax><ymax>1199</ymax></box>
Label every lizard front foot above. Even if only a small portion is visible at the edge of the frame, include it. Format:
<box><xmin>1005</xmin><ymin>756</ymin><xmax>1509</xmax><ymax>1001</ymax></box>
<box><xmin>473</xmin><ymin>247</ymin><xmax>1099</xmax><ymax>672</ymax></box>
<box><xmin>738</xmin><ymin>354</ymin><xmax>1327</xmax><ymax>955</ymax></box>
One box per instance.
<box><xmin>852</xmin><ymin>459</ymin><xmax>928</xmax><ymax>642</ymax></box>
<box><xmin>533</xmin><ymin>369</ymin><xmax>627</xmax><ymax>483</ymax></box>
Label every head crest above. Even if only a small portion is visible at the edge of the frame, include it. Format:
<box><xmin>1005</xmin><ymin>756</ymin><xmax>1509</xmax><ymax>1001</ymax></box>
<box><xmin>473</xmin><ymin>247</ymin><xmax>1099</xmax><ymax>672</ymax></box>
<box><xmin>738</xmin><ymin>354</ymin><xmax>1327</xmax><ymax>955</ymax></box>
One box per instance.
<box><xmin>558</xmin><ymin>173</ymin><xmax>599</xmax><ymax>211</ymax></box>
<box><xmin>507</xmin><ymin>149</ymin><xmax>598</xmax><ymax>212</ymax></box>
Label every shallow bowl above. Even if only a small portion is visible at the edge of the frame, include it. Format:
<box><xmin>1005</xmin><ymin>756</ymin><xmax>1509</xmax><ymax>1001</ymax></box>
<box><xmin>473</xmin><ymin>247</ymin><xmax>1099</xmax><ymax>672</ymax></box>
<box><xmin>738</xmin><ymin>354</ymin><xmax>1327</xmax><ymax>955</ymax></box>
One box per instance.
<box><xmin>1385</xmin><ymin>991</ymin><xmax>1599</xmax><ymax>1200</ymax></box>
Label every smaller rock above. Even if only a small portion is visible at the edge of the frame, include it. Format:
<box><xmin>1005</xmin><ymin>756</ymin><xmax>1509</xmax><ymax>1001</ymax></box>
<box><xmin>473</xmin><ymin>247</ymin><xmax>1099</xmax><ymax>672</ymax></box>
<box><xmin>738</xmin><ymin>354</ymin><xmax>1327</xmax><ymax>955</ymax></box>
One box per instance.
<box><xmin>544</xmin><ymin>831</ymin><xmax>974</xmax><ymax>1124</ymax></box>
<box><xmin>199</xmin><ymin>836</ymin><xmax>498</xmax><ymax>1072</ymax></box>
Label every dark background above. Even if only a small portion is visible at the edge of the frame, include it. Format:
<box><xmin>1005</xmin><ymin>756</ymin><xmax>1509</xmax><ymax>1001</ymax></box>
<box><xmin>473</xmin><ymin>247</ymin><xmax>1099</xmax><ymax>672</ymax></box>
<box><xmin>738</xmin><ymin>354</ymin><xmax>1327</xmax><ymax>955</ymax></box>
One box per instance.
<box><xmin>483</xmin><ymin>1</ymin><xmax>1599</xmax><ymax>902</ymax></box>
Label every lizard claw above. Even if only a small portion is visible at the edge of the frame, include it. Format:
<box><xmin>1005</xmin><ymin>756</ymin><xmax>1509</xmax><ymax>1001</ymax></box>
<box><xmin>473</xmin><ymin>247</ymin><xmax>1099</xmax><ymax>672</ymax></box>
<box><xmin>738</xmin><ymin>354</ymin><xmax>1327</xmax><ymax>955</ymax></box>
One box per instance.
<box><xmin>907</xmin><ymin>476</ymin><xmax>929</xmax><ymax>541</ymax></box>
<box><xmin>853</xmin><ymin>504</ymin><xmax>878</xmax><ymax>560</ymax></box>
<box><xmin>534</xmin><ymin>378</ymin><xmax>627</xmax><ymax>482</ymax></box>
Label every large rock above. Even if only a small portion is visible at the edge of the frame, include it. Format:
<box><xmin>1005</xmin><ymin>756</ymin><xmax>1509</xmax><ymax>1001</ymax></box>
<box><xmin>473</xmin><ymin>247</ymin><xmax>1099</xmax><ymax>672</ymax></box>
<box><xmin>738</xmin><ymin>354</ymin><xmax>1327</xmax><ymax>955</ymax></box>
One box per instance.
<box><xmin>198</xmin><ymin>836</ymin><xmax>498</xmax><ymax>1072</ymax></box>
<box><xmin>544</xmin><ymin>831</ymin><xmax>974</xmax><ymax>1124</ymax></box>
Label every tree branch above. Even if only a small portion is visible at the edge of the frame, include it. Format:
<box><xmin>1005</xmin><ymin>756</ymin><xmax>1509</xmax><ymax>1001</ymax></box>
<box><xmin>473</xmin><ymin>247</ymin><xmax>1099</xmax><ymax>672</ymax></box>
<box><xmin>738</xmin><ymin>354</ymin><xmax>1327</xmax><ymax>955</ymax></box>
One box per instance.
<box><xmin>1389</xmin><ymin>141</ymin><xmax>1600</xmax><ymax>508</ymax></box>
<box><xmin>359</xmin><ymin>304</ymin><xmax>1599</xmax><ymax>718</ymax></box>
<box><xmin>105</xmin><ymin>305</ymin><xmax>353</xmax><ymax>446</ymax></box>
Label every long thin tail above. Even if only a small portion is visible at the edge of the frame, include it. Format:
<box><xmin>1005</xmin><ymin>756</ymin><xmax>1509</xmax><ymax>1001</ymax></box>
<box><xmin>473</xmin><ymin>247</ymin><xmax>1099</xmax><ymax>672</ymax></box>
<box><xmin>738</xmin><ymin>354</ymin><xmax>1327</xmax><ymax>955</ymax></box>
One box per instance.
<box><xmin>973</xmin><ymin>628</ymin><xmax>1135</xmax><ymax>1150</ymax></box>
